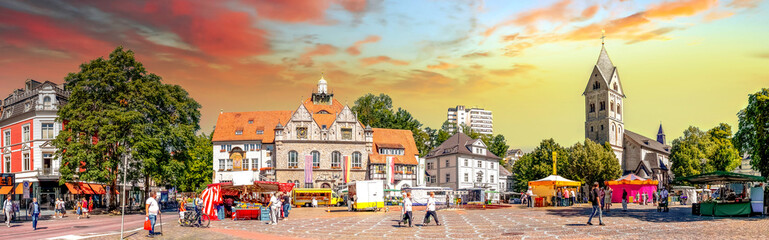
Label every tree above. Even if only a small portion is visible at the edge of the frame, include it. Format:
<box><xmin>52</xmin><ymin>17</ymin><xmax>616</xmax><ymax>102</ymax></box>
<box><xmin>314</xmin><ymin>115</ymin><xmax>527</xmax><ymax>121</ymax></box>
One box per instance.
<box><xmin>705</xmin><ymin>123</ymin><xmax>741</xmax><ymax>172</ymax></box>
<box><xmin>670</xmin><ymin>126</ymin><xmax>713</xmax><ymax>178</ymax></box>
<box><xmin>352</xmin><ymin>93</ymin><xmax>427</xmax><ymax>155</ymax></box>
<box><xmin>735</xmin><ymin>88</ymin><xmax>769</xmax><ymax>177</ymax></box>
<box><xmin>511</xmin><ymin>139</ymin><xmax>569</xmax><ymax>191</ymax></box>
<box><xmin>568</xmin><ymin>139</ymin><xmax>621</xmax><ymax>186</ymax></box>
<box><xmin>484</xmin><ymin>134</ymin><xmax>509</xmax><ymax>163</ymax></box>
<box><xmin>172</xmin><ymin>133</ymin><xmax>214</xmax><ymax>192</ymax></box>
<box><xmin>54</xmin><ymin>47</ymin><xmax>201</xmax><ymax>208</ymax></box>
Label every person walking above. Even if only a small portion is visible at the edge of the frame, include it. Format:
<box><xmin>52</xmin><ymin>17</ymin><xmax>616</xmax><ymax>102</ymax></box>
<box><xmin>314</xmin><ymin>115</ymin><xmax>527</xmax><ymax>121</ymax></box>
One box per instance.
<box><xmin>587</xmin><ymin>182</ymin><xmax>604</xmax><ymax>226</ymax></box>
<box><xmin>81</xmin><ymin>197</ymin><xmax>90</xmax><ymax>219</ymax></box>
<box><xmin>422</xmin><ymin>192</ymin><xmax>441</xmax><ymax>226</ymax></box>
<box><xmin>145</xmin><ymin>191</ymin><xmax>160</xmax><ymax>237</ymax></box>
<box><xmin>88</xmin><ymin>197</ymin><xmax>94</xmax><ymax>215</ymax></box>
<box><xmin>622</xmin><ymin>189</ymin><xmax>628</xmax><ymax>211</ymax></box>
<box><xmin>4</xmin><ymin>196</ymin><xmax>13</xmax><ymax>227</ymax></box>
<box><xmin>76</xmin><ymin>199</ymin><xmax>82</xmax><ymax>219</ymax></box>
<box><xmin>281</xmin><ymin>192</ymin><xmax>290</xmax><ymax>220</ymax></box>
<box><xmin>403</xmin><ymin>192</ymin><xmax>413</xmax><ymax>227</ymax></box>
<box><xmin>267</xmin><ymin>193</ymin><xmax>280</xmax><ymax>225</ymax></box>
<box><xmin>178</xmin><ymin>196</ymin><xmax>186</xmax><ymax>224</ymax></box>
<box><xmin>570</xmin><ymin>189</ymin><xmax>576</xmax><ymax>206</ymax></box>
<box><xmin>27</xmin><ymin>197</ymin><xmax>40</xmax><ymax>230</ymax></box>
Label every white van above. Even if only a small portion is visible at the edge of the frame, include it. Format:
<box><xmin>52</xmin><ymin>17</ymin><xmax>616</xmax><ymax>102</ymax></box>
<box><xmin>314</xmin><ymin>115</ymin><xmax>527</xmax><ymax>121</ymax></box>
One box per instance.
<box><xmin>347</xmin><ymin>180</ymin><xmax>384</xmax><ymax>211</ymax></box>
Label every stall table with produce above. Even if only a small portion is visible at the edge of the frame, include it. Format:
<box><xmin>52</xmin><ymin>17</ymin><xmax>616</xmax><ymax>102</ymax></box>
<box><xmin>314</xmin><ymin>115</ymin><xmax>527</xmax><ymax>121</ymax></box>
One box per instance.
<box><xmin>675</xmin><ymin>171</ymin><xmax>765</xmax><ymax>217</ymax></box>
<box><xmin>203</xmin><ymin>181</ymin><xmax>295</xmax><ymax>221</ymax></box>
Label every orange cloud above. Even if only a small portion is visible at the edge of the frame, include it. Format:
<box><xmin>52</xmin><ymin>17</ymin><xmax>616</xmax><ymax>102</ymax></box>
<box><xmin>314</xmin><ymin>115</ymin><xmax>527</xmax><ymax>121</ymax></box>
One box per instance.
<box><xmin>427</xmin><ymin>61</ymin><xmax>457</xmax><ymax>70</ymax></box>
<box><xmin>483</xmin><ymin>0</ymin><xmax>573</xmax><ymax>37</ymax></box>
<box><xmin>337</xmin><ymin>0</ymin><xmax>368</xmax><ymax>13</ymax></box>
<box><xmin>728</xmin><ymin>0</ymin><xmax>762</xmax><ymax>8</ymax></box>
<box><xmin>359</xmin><ymin>56</ymin><xmax>409</xmax><ymax>66</ymax></box>
<box><xmin>462</xmin><ymin>52</ymin><xmax>490</xmax><ymax>58</ymax></box>
<box><xmin>299</xmin><ymin>44</ymin><xmax>338</xmax><ymax>66</ymax></box>
<box><xmin>645</xmin><ymin>0</ymin><xmax>718</xmax><ymax>20</ymax></box>
<box><xmin>579</xmin><ymin>5</ymin><xmax>599</xmax><ymax>20</ymax></box>
<box><xmin>345</xmin><ymin>35</ymin><xmax>381</xmax><ymax>55</ymax></box>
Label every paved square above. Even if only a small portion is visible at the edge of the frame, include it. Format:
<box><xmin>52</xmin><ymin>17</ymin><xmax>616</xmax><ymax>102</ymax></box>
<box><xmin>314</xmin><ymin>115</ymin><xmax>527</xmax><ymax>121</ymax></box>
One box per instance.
<box><xmin>89</xmin><ymin>204</ymin><xmax>769</xmax><ymax>240</ymax></box>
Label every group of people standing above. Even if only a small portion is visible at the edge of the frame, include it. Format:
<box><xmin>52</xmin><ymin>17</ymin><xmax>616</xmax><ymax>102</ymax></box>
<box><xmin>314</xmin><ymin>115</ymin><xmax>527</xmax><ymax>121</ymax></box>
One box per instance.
<box><xmin>399</xmin><ymin>192</ymin><xmax>441</xmax><ymax>227</ymax></box>
<box><xmin>266</xmin><ymin>192</ymin><xmax>291</xmax><ymax>225</ymax></box>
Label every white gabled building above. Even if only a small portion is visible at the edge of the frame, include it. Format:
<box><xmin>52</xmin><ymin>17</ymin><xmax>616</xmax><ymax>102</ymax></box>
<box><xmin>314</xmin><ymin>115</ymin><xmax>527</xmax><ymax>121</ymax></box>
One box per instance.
<box><xmin>425</xmin><ymin>133</ymin><xmax>501</xmax><ymax>194</ymax></box>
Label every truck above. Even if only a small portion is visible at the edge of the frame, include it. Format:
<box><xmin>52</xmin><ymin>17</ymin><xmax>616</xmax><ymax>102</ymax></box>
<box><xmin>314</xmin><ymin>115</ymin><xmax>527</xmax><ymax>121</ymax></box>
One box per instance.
<box><xmin>346</xmin><ymin>180</ymin><xmax>384</xmax><ymax>211</ymax></box>
<box><xmin>402</xmin><ymin>187</ymin><xmax>452</xmax><ymax>206</ymax></box>
<box><xmin>292</xmin><ymin>188</ymin><xmax>343</xmax><ymax>207</ymax></box>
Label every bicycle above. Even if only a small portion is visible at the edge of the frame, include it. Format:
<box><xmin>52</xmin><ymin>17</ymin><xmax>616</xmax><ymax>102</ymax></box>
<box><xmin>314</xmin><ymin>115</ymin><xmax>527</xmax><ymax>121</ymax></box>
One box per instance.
<box><xmin>180</xmin><ymin>209</ymin><xmax>210</xmax><ymax>228</ymax></box>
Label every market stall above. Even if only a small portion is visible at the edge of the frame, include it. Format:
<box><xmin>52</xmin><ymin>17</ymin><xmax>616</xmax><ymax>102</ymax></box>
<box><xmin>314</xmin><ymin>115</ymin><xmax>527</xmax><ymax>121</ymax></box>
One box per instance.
<box><xmin>528</xmin><ymin>175</ymin><xmax>581</xmax><ymax>207</ymax></box>
<box><xmin>675</xmin><ymin>171</ymin><xmax>765</xmax><ymax>217</ymax></box>
<box><xmin>202</xmin><ymin>181</ymin><xmax>295</xmax><ymax>221</ymax></box>
<box><xmin>606</xmin><ymin>174</ymin><xmax>658</xmax><ymax>203</ymax></box>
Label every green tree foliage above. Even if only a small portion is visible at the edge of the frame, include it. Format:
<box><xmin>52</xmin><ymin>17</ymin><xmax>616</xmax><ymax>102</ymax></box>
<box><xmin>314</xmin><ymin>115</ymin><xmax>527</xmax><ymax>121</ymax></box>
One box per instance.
<box><xmin>705</xmin><ymin>123</ymin><xmax>741</xmax><ymax>172</ymax></box>
<box><xmin>511</xmin><ymin>139</ymin><xmax>569</xmax><ymax>191</ymax></box>
<box><xmin>172</xmin><ymin>134</ymin><xmax>213</xmax><ymax>192</ymax></box>
<box><xmin>568</xmin><ymin>139</ymin><xmax>621</xmax><ymax>186</ymax></box>
<box><xmin>671</xmin><ymin>124</ymin><xmax>743</xmax><ymax>179</ymax></box>
<box><xmin>54</xmin><ymin>47</ymin><xmax>201</xmax><ymax>208</ymax></box>
<box><xmin>352</xmin><ymin>93</ymin><xmax>429</xmax><ymax>155</ymax></box>
<box><xmin>735</xmin><ymin>88</ymin><xmax>769</xmax><ymax>177</ymax></box>
<box><xmin>670</xmin><ymin>126</ymin><xmax>712</xmax><ymax>177</ymax></box>
<box><xmin>483</xmin><ymin>134</ymin><xmax>509</xmax><ymax>162</ymax></box>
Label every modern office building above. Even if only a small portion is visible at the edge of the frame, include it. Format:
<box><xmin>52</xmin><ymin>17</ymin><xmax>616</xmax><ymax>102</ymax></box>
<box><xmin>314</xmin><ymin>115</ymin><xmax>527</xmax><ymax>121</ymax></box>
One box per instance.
<box><xmin>446</xmin><ymin>105</ymin><xmax>493</xmax><ymax>135</ymax></box>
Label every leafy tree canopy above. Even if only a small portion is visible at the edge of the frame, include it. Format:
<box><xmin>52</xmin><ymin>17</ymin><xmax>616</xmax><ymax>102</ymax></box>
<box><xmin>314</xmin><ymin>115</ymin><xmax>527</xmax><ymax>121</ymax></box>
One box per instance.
<box><xmin>734</xmin><ymin>88</ymin><xmax>769</xmax><ymax>177</ymax></box>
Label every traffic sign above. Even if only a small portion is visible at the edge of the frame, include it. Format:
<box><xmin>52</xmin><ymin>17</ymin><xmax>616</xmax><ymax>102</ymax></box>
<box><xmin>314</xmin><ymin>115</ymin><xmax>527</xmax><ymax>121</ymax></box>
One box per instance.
<box><xmin>23</xmin><ymin>180</ymin><xmax>30</xmax><ymax>199</ymax></box>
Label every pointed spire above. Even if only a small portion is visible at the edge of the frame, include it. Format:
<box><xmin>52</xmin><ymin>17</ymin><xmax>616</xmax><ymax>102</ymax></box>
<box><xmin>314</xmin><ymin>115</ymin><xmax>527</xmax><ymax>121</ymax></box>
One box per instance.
<box><xmin>595</xmin><ymin>44</ymin><xmax>615</xmax><ymax>83</ymax></box>
<box><xmin>657</xmin><ymin>123</ymin><xmax>666</xmax><ymax>145</ymax></box>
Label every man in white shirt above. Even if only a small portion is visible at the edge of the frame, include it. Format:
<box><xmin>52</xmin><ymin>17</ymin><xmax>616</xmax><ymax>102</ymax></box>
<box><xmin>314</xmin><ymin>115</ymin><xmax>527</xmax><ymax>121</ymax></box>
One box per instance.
<box><xmin>526</xmin><ymin>187</ymin><xmax>534</xmax><ymax>207</ymax></box>
<box><xmin>570</xmin><ymin>190</ymin><xmax>576</xmax><ymax>205</ymax></box>
<box><xmin>422</xmin><ymin>192</ymin><xmax>441</xmax><ymax>226</ymax></box>
<box><xmin>145</xmin><ymin>191</ymin><xmax>160</xmax><ymax>237</ymax></box>
<box><xmin>4</xmin><ymin>196</ymin><xmax>13</xmax><ymax>227</ymax></box>
<box><xmin>403</xmin><ymin>192</ymin><xmax>413</xmax><ymax>227</ymax></box>
<box><xmin>267</xmin><ymin>193</ymin><xmax>280</xmax><ymax>225</ymax></box>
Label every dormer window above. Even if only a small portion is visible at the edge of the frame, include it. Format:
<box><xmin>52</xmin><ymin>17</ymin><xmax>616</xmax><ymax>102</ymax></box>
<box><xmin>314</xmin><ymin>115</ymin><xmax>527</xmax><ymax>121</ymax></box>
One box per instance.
<box><xmin>248</xmin><ymin>119</ymin><xmax>254</xmax><ymax>124</ymax></box>
<box><xmin>235</xmin><ymin>130</ymin><xmax>243</xmax><ymax>135</ymax></box>
<box><xmin>378</xmin><ymin>148</ymin><xmax>404</xmax><ymax>155</ymax></box>
<box><xmin>256</xmin><ymin>130</ymin><xmax>264</xmax><ymax>135</ymax></box>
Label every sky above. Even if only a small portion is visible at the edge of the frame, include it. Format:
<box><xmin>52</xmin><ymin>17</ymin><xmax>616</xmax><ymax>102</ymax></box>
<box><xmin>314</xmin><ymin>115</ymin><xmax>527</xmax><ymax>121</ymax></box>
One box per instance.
<box><xmin>0</xmin><ymin>0</ymin><xmax>767</xmax><ymax>152</ymax></box>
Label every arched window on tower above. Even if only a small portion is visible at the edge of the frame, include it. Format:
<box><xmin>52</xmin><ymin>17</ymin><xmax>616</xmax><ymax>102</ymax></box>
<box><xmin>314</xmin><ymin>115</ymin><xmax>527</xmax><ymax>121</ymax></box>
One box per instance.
<box><xmin>613</xmin><ymin>83</ymin><xmax>618</xmax><ymax>91</ymax></box>
<box><xmin>611</xmin><ymin>101</ymin><xmax>615</xmax><ymax>112</ymax></box>
<box><xmin>43</xmin><ymin>96</ymin><xmax>52</xmax><ymax>109</ymax></box>
<box><xmin>617</xmin><ymin>104</ymin><xmax>622</xmax><ymax>114</ymax></box>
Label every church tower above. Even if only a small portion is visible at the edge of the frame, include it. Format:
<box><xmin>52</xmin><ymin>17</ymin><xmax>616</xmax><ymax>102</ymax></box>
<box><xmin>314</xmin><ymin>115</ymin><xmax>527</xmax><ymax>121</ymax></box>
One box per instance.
<box><xmin>657</xmin><ymin>124</ymin><xmax>666</xmax><ymax>144</ymax></box>
<box><xmin>583</xmin><ymin>43</ymin><xmax>626</xmax><ymax>164</ymax></box>
<box><xmin>311</xmin><ymin>74</ymin><xmax>333</xmax><ymax>105</ymax></box>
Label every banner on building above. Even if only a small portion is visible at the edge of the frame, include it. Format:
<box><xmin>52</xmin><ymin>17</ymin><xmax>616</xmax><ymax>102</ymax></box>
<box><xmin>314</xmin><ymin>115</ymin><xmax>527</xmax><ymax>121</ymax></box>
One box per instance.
<box><xmin>304</xmin><ymin>155</ymin><xmax>313</xmax><ymax>183</ymax></box>
<box><xmin>386</xmin><ymin>156</ymin><xmax>394</xmax><ymax>185</ymax></box>
<box><xmin>343</xmin><ymin>156</ymin><xmax>350</xmax><ymax>183</ymax></box>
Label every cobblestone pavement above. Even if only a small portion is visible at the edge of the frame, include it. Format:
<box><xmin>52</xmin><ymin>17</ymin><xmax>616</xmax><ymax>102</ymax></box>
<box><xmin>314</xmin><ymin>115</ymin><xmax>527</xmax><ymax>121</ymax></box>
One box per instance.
<box><xmin>88</xmin><ymin>203</ymin><xmax>769</xmax><ymax>240</ymax></box>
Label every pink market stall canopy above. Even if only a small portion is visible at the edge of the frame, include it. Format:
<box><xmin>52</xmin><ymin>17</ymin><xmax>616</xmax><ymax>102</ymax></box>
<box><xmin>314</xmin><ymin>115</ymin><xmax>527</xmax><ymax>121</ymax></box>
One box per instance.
<box><xmin>606</xmin><ymin>174</ymin><xmax>659</xmax><ymax>203</ymax></box>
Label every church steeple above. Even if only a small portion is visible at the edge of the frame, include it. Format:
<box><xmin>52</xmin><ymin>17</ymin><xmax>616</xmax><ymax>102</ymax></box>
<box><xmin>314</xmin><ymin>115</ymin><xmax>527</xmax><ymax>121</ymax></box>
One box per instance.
<box><xmin>657</xmin><ymin>124</ymin><xmax>666</xmax><ymax>144</ymax></box>
<box><xmin>312</xmin><ymin>73</ymin><xmax>333</xmax><ymax>105</ymax></box>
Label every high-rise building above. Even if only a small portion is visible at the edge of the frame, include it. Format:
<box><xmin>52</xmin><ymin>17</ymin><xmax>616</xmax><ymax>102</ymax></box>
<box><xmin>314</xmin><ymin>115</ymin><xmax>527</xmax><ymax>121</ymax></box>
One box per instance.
<box><xmin>446</xmin><ymin>105</ymin><xmax>493</xmax><ymax>135</ymax></box>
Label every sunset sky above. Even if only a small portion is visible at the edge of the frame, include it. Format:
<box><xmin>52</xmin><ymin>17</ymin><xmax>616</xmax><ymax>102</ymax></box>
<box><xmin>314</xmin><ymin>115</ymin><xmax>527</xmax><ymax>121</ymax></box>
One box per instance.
<box><xmin>0</xmin><ymin>0</ymin><xmax>766</xmax><ymax>151</ymax></box>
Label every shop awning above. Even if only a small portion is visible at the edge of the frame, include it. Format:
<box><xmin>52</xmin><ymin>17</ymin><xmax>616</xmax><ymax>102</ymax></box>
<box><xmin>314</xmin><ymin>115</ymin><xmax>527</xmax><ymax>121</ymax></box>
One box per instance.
<box><xmin>79</xmin><ymin>182</ymin><xmax>95</xmax><ymax>194</ymax></box>
<box><xmin>528</xmin><ymin>175</ymin><xmax>582</xmax><ymax>187</ymax></box>
<box><xmin>65</xmin><ymin>183</ymin><xmax>82</xmax><ymax>194</ymax></box>
<box><xmin>675</xmin><ymin>171</ymin><xmax>766</xmax><ymax>184</ymax></box>
<box><xmin>89</xmin><ymin>184</ymin><xmax>106</xmax><ymax>194</ymax></box>
<box><xmin>0</xmin><ymin>183</ymin><xmax>26</xmax><ymax>194</ymax></box>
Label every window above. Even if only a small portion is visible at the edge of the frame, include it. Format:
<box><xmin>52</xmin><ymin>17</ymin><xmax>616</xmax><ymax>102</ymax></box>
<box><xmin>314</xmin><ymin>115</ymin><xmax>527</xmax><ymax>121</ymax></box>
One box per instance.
<box><xmin>248</xmin><ymin>120</ymin><xmax>253</xmax><ymax>124</ymax></box>
<box><xmin>341</xmin><ymin>128</ymin><xmax>352</xmax><ymax>140</ymax></box>
<box><xmin>490</xmin><ymin>175</ymin><xmax>495</xmax><ymax>183</ymax></box>
<box><xmin>464</xmin><ymin>159</ymin><xmax>468</xmax><ymax>166</ymax></box>
<box><xmin>352</xmin><ymin>152</ymin><xmax>362</xmax><ymax>168</ymax></box>
<box><xmin>331</xmin><ymin>151</ymin><xmax>341</xmax><ymax>168</ymax></box>
<box><xmin>226</xmin><ymin>159</ymin><xmax>233</xmax><ymax>171</ymax></box>
<box><xmin>22</xmin><ymin>153</ymin><xmax>29</xmax><ymax>171</ymax></box>
<box><xmin>593</xmin><ymin>81</ymin><xmax>600</xmax><ymax>90</ymax></box>
<box><xmin>219</xmin><ymin>159</ymin><xmax>225</xmax><ymax>170</ymax></box>
<box><xmin>445</xmin><ymin>159</ymin><xmax>449</xmax><ymax>167</ymax></box>
<box><xmin>426</xmin><ymin>162</ymin><xmax>432</xmax><ymax>170</ymax></box>
<box><xmin>266</xmin><ymin>159</ymin><xmax>273</xmax><ymax>168</ymax></box>
<box><xmin>243</xmin><ymin>159</ymin><xmax>250</xmax><ymax>171</ymax></box>
<box><xmin>288</xmin><ymin>151</ymin><xmax>298</xmax><ymax>168</ymax></box>
<box><xmin>256</xmin><ymin>130</ymin><xmax>264</xmax><ymax>135</ymax></box>
<box><xmin>253</xmin><ymin>158</ymin><xmax>259</xmax><ymax>170</ymax></box>
<box><xmin>613</xmin><ymin>83</ymin><xmax>618</xmax><ymax>91</ymax></box>
<box><xmin>610</xmin><ymin>101</ymin><xmax>615</xmax><ymax>112</ymax></box>
<box><xmin>464</xmin><ymin>173</ymin><xmax>469</xmax><ymax>182</ymax></box>
<box><xmin>312</xmin><ymin>151</ymin><xmax>320</xmax><ymax>168</ymax></box>
<box><xmin>41</xmin><ymin>123</ymin><xmax>55</xmax><ymax>139</ymax></box>
<box><xmin>43</xmin><ymin>96</ymin><xmax>52</xmax><ymax>108</ymax></box>
<box><xmin>22</xmin><ymin>125</ymin><xmax>29</xmax><ymax>142</ymax></box>
<box><xmin>4</xmin><ymin>130</ymin><xmax>10</xmax><ymax>146</ymax></box>
<box><xmin>491</xmin><ymin>162</ymin><xmax>495</xmax><ymax>169</ymax></box>
<box><xmin>601</xmin><ymin>125</ymin><xmax>604</xmax><ymax>131</ymax></box>
<box><xmin>589</xmin><ymin>103</ymin><xmax>595</xmax><ymax>113</ymax></box>
<box><xmin>477</xmin><ymin>161</ymin><xmax>482</xmax><ymax>168</ymax></box>
<box><xmin>243</xmin><ymin>144</ymin><xmax>249</xmax><ymax>151</ymax></box>
<box><xmin>591</xmin><ymin>126</ymin><xmax>594</xmax><ymax>132</ymax></box>
<box><xmin>617</xmin><ymin>104</ymin><xmax>622</xmax><ymax>114</ymax></box>
<box><xmin>235</xmin><ymin>130</ymin><xmax>243</xmax><ymax>135</ymax></box>
<box><xmin>600</xmin><ymin>101</ymin><xmax>606</xmax><ymax>111</ymax></box>
<box><xmin>430</xmin><ymin>176</ymin><xmax>436</xmax><ymax>184</ymax></box>
<box><xmin>445</xmin><ymin>173</ymin><xmax>450</xmax><ymax>183</ymax></box>
<box><xmin>4</xmin><ymin>157</ymin><xmax>9</xmax><ymax>173</ymax></box>
<box><xmin>296</xmin><ymin>127</ymin><xmax>308</xmax><ymax>139</ymax></box>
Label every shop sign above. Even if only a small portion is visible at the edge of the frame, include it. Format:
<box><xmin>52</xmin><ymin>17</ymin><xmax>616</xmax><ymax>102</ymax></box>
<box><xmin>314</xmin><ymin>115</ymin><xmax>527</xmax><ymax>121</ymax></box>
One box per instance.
<box><xmin>0</xmin><ymin>174</ymin><xmax>13</xmax><ymax>187</ymax></box>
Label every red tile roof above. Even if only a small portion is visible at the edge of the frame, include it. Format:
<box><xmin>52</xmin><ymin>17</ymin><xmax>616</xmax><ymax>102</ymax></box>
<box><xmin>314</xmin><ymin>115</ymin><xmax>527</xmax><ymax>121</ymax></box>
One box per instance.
<box><xmin>212</xmin><ymin>111</ymin><xmax>293</xmax><ymax>143</ymax></box>
<box><xmin>369</xmin><ymin>128</ymin><xmax>419</xmax><ymax>165</ymax></box>
<box><xmin>303</xmin><ymin>97</ymin><xmax>344</xmax><ymax>127</ymax></box>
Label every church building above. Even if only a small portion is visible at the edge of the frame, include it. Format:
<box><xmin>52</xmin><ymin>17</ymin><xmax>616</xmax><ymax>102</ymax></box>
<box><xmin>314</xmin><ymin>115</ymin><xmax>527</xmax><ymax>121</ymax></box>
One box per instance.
<box><xmin>583</xmin><ymin>43</ymin><xmax>672</xmax><ymax>188</ymax></box>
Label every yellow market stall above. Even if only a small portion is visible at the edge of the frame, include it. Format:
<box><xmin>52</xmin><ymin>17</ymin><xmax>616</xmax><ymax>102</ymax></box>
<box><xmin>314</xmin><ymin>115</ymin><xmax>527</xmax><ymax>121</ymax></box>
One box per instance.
<box><xmin>528</xmin><ymin>175</ymin><xmax>581</xmax><ymax>207</ymax></box>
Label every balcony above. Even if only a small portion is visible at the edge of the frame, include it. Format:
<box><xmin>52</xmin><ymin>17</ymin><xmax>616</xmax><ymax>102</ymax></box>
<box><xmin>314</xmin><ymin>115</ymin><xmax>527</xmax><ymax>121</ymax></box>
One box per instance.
<box><xmin>39</xmin><ymin>168</ymin><xmax>60</xmax><ymax>177</ymax></box>
<box><xmin>394</xmin><ymin>174</ymin><xmax>416</xmax><ymax>180</ymax></box>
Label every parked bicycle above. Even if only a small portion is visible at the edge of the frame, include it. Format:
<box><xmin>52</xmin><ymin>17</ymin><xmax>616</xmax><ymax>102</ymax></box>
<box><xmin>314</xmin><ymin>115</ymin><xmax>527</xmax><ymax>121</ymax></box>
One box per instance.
<box><xmin>180</xmin><ymin>209</ymin><xmax>210</xmax><ymax>228</ymax></box>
